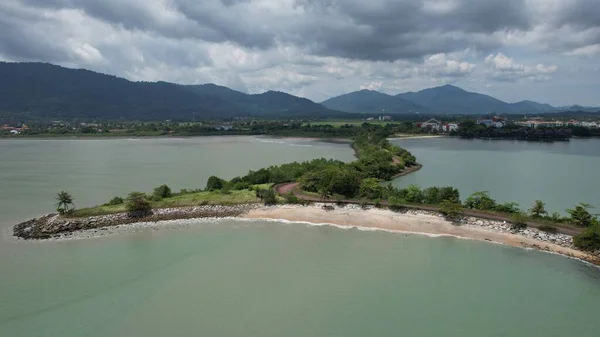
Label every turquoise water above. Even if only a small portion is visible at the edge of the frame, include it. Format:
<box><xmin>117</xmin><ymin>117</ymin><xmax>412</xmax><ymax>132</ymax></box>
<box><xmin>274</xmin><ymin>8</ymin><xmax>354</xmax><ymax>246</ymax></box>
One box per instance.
<box><xmin>1</xmin><ymin>136</ymin><xmax>600</xmax><ymax>337</ymax></box>
<box><xmin>1</xmin><ymin>221</ymin><xmax>599</xmax><ymax>337</ymax></box>
<box><xmin>391</xmin><ymin>138</ymin><xmax>600</xmax><ymax>214</ymax></box>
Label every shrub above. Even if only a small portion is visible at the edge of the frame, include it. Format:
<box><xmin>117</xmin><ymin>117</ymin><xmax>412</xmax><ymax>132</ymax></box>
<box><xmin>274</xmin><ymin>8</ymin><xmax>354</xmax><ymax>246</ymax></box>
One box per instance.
<box><xmin>220</xmin><ymin>185</ymin><xmax>232</xmax><ymax>195</ymax></box>
<box><xmin>206</xmin><ymin>176</ymin><xmax>225</xmax><ymax>191</ymax></box>
<box><xmin>232</xmin><ymin>182</ymin><xmax>250</xmax><ymax>190</ymax></box>
<box><xmin>126</xmin><ymin>192</ymin><xmax>152</xmax><ymax>217</ymax></box>
<box><xmin>150</xmin><ymin>194</ymin><xmax>163</xmax><ymax>202</ymax></box>
<box><xmin>549</xmin><ymin>212</ymin><xmax>563</xmax><ymax>222</ymax></box>
<box><xmin>257</xmin><ymin>189</ymin><xmax>277</xmax><ymax>205</ymax></box>
<box><xmin>510</xmin><ymin>213</ymin><xmax>529</xmax><ymax>230</ymax></box>
<box><xmin>153</xmin><ymin>184</ymin><xmax>172</xmax><ymax>199</ymax></box>
<box><xmin>538</xmin><ymin>225</ymin><xmax>558</xmax><ymax>234</ymax></box>
<box><xmin>284</xmin><ymin>193</ymin><xmax>301</xmax><ymax>204</ymax></box>
<box><xmin>107</xmin><ymin>196</ymin><xmax>124</xmax><ymax>206</ymax></box>
<box><xmin>439</xmin><ymin>200</ymin><xmax>462</xmax><ymax>221</ymax></box>
<box><xmin>495</xmin><ymin>202</ymin><xmax>521</xmax><ymax>214</ymax></box>
<box><xmin>573</xmin><ymin>225</ymin><xmax>600</xmax><ymax>251</ymax></box>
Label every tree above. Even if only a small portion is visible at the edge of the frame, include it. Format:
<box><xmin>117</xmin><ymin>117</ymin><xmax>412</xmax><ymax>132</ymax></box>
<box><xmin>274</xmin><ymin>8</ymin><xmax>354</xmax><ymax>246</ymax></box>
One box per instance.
<box><xmin>55</xmin><ymin>191</ymin><xmax>74</xmax><ymax>214</ymax></box>
<box><xmin>153</xmin><ymin>184</ymin><xmax>172</xmax><ymax>199</ymax></box>
<box><xmin>529</xmin><ymin>200</ymin><xmax>547</xmax><ymax>218</ymax></box>
<box><xmin>206</xmin><ymin>176</ymin><xmax>225</xmax><ymax>191</ymax></box>
<box><xmin>566</xmin><ymin>203</ymin><xmax>598</xmax><ymax>228</ymax></box>
<box><xmin>464</xmin><ymin>191</ymin><xmax>497</xmax><ymax>211</ymax></box>
<box><xmin>359</xmin><ymin>178</ymin><xmax>385</xmax><ymax>199</ymax></box>
<box><xmin>437</xmin><ymin>186</ymin><xmax>460</xmax><ymax>204</ymax></box>
<box><xmin>423</xmin><ymin>186</ymin><xmax>440</xmax><ymax>204</ymax></box>
<box><xmin>403</xmin><ymin>185</ymin><xmax>424</xmax><ymax>203</ymax></box>
<box><xmin>126</xmin><ymin>192</ymin><xmax>152</xmax><ymax>217</ymax></box>
<box><xmin>439</xmin><ymin>200</ymin><xmax>462</xmax><ymax>222</ymax></box>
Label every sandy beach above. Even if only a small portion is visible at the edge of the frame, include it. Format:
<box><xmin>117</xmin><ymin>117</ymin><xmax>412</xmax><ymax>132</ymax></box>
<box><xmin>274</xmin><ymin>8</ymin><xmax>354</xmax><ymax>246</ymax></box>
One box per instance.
<box><xmin>245</xmin><ymin>204</ymin><xmax>598</xmax><ymax>265</ymax></box>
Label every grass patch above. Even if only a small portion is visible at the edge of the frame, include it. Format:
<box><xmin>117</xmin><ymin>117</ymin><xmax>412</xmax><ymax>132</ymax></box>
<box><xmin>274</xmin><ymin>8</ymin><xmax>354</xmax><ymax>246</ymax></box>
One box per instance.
<box><xmin>69</xmin><ymin>189</ymin><xmax>261</xmax><ymax>218</ymax></box>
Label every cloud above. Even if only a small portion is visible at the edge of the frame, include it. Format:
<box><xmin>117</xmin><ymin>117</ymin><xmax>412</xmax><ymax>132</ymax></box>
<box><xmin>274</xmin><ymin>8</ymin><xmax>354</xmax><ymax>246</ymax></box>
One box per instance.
<box><xmin>484</xmin><ymin>53</ymin><xmax>557</xmax><ymax>82</ymax></box>
<box><xmin>423</xmin><ymin>53</ymin><xmax>476</xmax><ymax>77</ymax></box>
<box><xmin>566</xmin><ymin>44</ymin><xmax>600</xmax><ymax>56</ymax></box>
<box><xmin>0</xmin><ymin>0</ymin><xmax>598</xmax><ymax>105</ymax></box>
<box><xmin>360</xmin><ymin>81</ymin><xmax>383</xmax><ymax>91</ymax></box>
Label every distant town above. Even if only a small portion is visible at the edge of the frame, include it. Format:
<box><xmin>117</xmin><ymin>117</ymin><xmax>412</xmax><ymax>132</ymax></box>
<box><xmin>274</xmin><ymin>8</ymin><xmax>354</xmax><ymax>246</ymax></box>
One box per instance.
<box><xmin>2</xmin><ymin>114</ymin><xmax>600</xmax><ymax>140</ymax></box>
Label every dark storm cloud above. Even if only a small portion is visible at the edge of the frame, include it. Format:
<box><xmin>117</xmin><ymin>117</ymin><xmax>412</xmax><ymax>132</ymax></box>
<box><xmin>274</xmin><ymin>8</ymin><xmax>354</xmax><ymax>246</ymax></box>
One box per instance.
<box><xmin>551</xmin><ymin>0</ymin><xmax>600</xmax><ymax>29</ymax></box>
<box><xmin>7</xmin><ymin>0</ymin><xmax>599</xmax><ymax>62</ymax></box>
<box><xmin>0</xmin><ymin>3</ymin><xmax>71</xmax><ymax>61</ymax></box>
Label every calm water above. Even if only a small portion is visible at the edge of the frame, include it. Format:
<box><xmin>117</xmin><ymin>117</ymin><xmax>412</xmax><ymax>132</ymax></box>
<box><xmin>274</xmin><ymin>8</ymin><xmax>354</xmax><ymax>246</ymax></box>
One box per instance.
<box><xmin>1</xmin><ymin>136</ymin><xmax>600</xmax><ymax>337</ymax></box>
<box><xmin>0</xmin><ymin>136</ymin><xmax>355</xmax><ymax>225</ymax></box>
<box><xmin>391</xmin><ymin>138</ymin><xmax>600</xmax><ymax>214</ymax></box>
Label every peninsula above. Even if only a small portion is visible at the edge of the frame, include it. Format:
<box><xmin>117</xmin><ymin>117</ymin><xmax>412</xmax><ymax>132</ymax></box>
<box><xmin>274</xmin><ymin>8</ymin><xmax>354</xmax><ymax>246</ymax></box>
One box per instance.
<box><xmin>13</xmin><ymin>125</ymin><xmax>600</xmax><ymax>265</ymax></box>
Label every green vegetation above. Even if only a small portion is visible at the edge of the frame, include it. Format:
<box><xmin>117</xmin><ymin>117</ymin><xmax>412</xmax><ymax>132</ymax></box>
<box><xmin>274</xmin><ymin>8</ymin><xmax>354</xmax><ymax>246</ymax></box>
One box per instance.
<box><xmin>153</xmin><ymin>185</ymin><xmax>172</xmax><ymax>199</ymax></box>
<box><xmin>566</xmin><ymin>203</ymin><xmax>597</xmax><ymax>228</ymax></box>
<box><xmin>529</xmin><ymin>200</ymin><xmax>548</xmax><ymax>218</ymax></box>
<box><xmin>58</xmin><ymin>125</ymin><xmax>599</xmax><ymax>252</ymax></box>
<box><xmin>55</xmin><ymin>191</ymin><xmax>74</xmax><ymax>215</ymax></box>
<box><xmin>510</xmin><ymin>213</ymin><xmax>529</xmax><ymax>230</ymax></box>
<box><xmin>125</xmin><ymin>192</ymin><xmax>152</xmax><ymax>216</ymax></box>
<box><xmin>439</xmin><ymin>200</ymin><xmax>462</xmax><ymax>221</ymax></box>
<box><xmin>106</xmin><ymin>196</ymin><xmax>124</xmax><ymax>206</ymax></box>
<box><xmin>573</xmin><ymin>225</ymin><xmax>600</xmax><ymax>251</ymax></box>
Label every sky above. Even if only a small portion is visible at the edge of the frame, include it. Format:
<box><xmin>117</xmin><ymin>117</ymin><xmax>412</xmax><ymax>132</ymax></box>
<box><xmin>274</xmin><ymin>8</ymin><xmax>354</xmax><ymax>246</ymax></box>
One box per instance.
<box><xmin>1</xmin><ymin>0</ymin><xmax>599</xmax><ymax>106</ymax></box>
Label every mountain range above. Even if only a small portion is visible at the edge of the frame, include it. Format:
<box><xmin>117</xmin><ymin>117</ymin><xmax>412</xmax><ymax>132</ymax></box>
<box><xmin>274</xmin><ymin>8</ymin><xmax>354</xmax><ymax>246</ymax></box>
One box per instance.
<box><xmin>0</xmin><ymin>62</ymin><xmax>596</xmax><ymax>121</ymax></box>
<box><xmin>0</xmin><ymin>62</ymin><xmax>342</xmax><ymax>121</ymax></box>
<box><xmin>322</xmin><ymin>85</ymin><xmax>563</xmax><ymax>115</ymax></box>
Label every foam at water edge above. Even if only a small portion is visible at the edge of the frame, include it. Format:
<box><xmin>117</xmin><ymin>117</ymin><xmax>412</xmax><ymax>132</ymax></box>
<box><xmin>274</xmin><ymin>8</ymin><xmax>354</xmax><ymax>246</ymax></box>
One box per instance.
<box><xmin>10</xmin><ymin>216</ymin><xmax>597</xmax><ymax>268</ymax></box>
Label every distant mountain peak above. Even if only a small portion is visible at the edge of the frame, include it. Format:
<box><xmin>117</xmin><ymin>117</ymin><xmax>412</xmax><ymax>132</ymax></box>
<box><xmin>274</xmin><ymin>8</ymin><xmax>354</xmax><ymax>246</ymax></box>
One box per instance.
<box><xmin>0</xmin><ymin>61</ymin><xmax>344</xmax><ymax>120</ymax></box>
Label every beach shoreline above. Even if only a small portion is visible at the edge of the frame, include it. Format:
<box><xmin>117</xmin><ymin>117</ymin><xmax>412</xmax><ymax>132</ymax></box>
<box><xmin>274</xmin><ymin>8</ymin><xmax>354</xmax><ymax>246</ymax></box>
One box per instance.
<box><xmin>12</xmin><ymin>204</ymin><xmax>600</xmax><ymax>266</ymax></box>
<box><xmin>243</xmin><ymin>205</ymin><xmax>598</xmax><ymax>264</ymax></box>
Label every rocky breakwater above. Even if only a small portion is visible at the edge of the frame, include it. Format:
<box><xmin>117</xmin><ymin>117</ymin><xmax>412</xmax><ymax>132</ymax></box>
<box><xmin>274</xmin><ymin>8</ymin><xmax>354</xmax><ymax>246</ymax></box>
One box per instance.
<box><xmin>461</xmin><ymin>217</ymin><xmax>600</xmax><ymax>263</ymax></box>
<box><xmin>463</xmin><ymin>218</ymin><xmax>575</xmax><ymax>248</ymax></box>
<box><xmin>13</xmin><ymin>205</ymin><xmax>258</xmax><ymax>240</ymax></box>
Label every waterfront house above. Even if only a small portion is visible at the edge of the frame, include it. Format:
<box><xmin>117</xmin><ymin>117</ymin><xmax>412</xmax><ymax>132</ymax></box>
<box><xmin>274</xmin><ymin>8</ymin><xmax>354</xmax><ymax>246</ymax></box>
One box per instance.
<box><xmin>421</xmin><ymin>119</ymin><xmax>441</xmax><ymax>131</ymax></box>
<box><xmin>477</xmin><ymin>118</ymin><xmax>505</xmax><ymax>128</ymax></box>
<box><xmin>442</xmin><ymin>123</ymin><xmax>459</xmax><ymax>132</ymax></box>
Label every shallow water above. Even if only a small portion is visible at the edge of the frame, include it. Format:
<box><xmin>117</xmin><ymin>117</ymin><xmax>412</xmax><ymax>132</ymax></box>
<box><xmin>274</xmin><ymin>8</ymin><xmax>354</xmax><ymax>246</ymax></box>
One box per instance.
<box><xmin>1</xmin><ymin>136</ymin><xmax>600</xmax><ymax>337</ymax></box>
<box><xmin>1</xmin><ymin>220</ymin><xmax>600</xmax><ymax>337</ymax></box>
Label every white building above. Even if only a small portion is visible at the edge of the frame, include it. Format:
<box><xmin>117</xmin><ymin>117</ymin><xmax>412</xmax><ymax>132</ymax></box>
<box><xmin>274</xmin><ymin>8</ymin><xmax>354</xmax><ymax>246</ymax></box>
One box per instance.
<box><xmin>420</xmin><ymin>119</ymin><xmax>441</xmax><ymax>131</ymax></box>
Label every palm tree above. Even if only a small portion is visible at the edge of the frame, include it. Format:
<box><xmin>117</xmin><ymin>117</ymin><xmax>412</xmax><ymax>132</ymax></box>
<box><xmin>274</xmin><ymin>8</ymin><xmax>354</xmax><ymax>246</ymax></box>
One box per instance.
<box><xmin>55</xmin><ymin>191</ymin><xmax>74</xmax><ymax>214</ymax></box>
<box><xmin>529</xmin><ymin>200</ymin><xmax>547</xmax><ymax>218</ymax></box>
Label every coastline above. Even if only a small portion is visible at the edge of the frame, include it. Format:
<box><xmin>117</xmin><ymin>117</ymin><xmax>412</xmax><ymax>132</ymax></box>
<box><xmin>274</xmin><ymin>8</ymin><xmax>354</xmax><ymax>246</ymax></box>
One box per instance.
<box><xmin>387</xmin><ymin>135</ymin><xmax>446</xmax><ymax>140</ymax></box>
<box><xmin>12</xmin><ymin>204</ymin><xmax>600</xmax><ymax>266</ymax></box>
<box><xmin>245</xmin><ymin>205</ymin><xmax>599</xmax><ymax>265</ymax></box>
